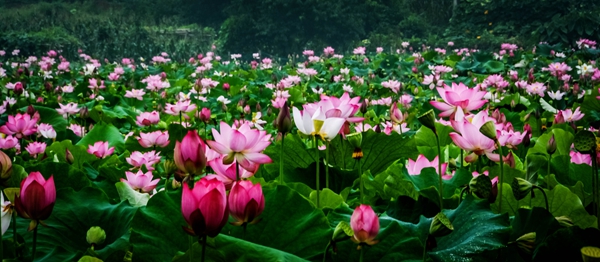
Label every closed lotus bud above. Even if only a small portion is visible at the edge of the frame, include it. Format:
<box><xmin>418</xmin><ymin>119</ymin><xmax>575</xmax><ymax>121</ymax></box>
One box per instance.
<box><xmin>574</xmin><ymin>130</ymin><xmax>597</xmax><ymax>154</ymax></box>
<box><xmin>14</xmin><ymin>172</ymin><xmax>56</xmax><ymax>229</ymax></box>
<box><xmin>181</xmin><ymin>177</ymin><xmax>228</xmax><ymax>237</ymax></box>
<box><xmin>479</xmin><ymin>121</ymin><xmax>497</xmax><ymax>140</ymax></box>
<box><xmin>360</xmin><ymin>99</ymin><xmax>368</xmax><ymax>115</ymax></box>
<box><xmin>469</xmin><ymin>174</ymin><xmax>492</xmax><ymax>200</ymax></box>
<box><xmin>173</xmin><ymin>131</ymin><xmax>207</xmax><ymax>176</ymax></box>
<box><xmin>510</xmin><ymin>232</ymin><xmax>536</xmax><ymax>254</ymax></box>
<box><xmin>275</xmin><ymin>102</ymin><xmax>292</xmax><ymax>135</ymax></box>
<box><xmin>332</xmin><ymin>221</ymin><xmax>354</xmax><ymax>242</ymax></box>
<box><xmin>0</xmin><ymin>151</ymin><xmax>12</xmax><ymax>180</ymax></box>
<box><xmin>418</xmin><ymin>110</ymin><xmax>437</xmax><ymax>133</ymax></box>
<box><xmin>65</xmin><ymin>148</ymin><xmax>75</xmax><ymax>165</ymax></box>
<box><xmin>243</xmin><ymin>105</ymin><xmax>251</xmax><ymax>114</ymax></box>
<box><xmin>522</xmin><ymin>124</ymin><xmax>532</xmax><ymax>147</ymax></box>
<box><xmin>14</xmin><ymin>82</ymin><xmax>24</xmax><ymax>95</ymax></box>
<box><xmin>44</xmin><ymin>82</ymin><xmax>53</xmax><ymax>92</ymax></box>
<box><xmin>26</xmin><ymin>105</ymin><xmax>36</xmax><ymax>116</ymax></box>
<box><xmin>86</xmin><ymin>226</ymin><xmax>106</xmax><ymax>246</ymax></box>
<box><xmin>199</xmin><ymin>108</ymin><xmax>211</xmax><ymax>123</ymax></box>
<box><xmin>555</xmin><ymin>216</ymin><xmax>574</xmax><ymax>227</ymax></box>
<box><xmin>581</xmin><ymin>246</ymin><xmax>600</xmax><ymax>262</ymax></box>
<box><xmin>255</xmin><ymin>103</ymin><xmax>262</xmax><ymax>112</ymax></box>
<box><xmin>512</xmin><ymin>177</ymin><xmax>533</xmax><ymax>201</ymax></box>
<box><xmin>429</xmin><ymin>212</ymin><xmax>453</xmax><ymax>237</ymax></box>
<box><xmin>547</xmin><ymin>134</ymin><xmax>557</xmax><ymax>155</ymax></box>
<box><xmin>228</xmin><ymin>181</ymin><xmax>265</xmax><ymax>226</ymax></box>
<box><xmin>350</xmin><ymin>205</ymin><xmax>379</xmax><ymax>246</ymax></box>
<box><xmin>160</xmin><ymin>72</ymin><xmax>167</xmax><ymax>80</ymax></box>
<box><xmin>79</xmin><ymin>107</ymin><xmax>89</xmax><ymax>119</ymax></box>
<box><xmin>223</xmin><ymin>83</ymin><xmax>230</xmax><ymax>91</ymax></box>
<box><xmin>346</xmin><ymin>132</ymin><xmax>363</xmax><ymax>148</ymax></box>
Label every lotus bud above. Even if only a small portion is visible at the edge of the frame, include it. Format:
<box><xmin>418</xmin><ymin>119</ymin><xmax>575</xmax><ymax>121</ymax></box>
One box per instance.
<box><xmin>547</xmin><ymin>134</ymin><xmax>557</xmax><ymax>155</ymax></box>
<box><xmin>581</xmin><ymin>246</ymin><xmax>600</xmax><ymax>262</ymax></box>
<box><xmin>332</xmin><ymin>221</ymin><xmax>353</xmax><ymax>242</ymax></box>
<box><xmin>255</xmin><ymin>103</ymin><xmax>262</xmax><ymax>112</ymax></box>
<box><xmin>429</xmin><ymin>212</ymin><xmax>453</xmax><ymax>237</ymax></box>
<box><xmin>199</xmin><ymin>108</ymin><xmax>211</xmax><ymax>123</ymax></box>
<box><xmin>574</xmin><ymin>130</ymin><xmax>597</xmax><ymax>154</ymax></box>
<box><xmin>275</xmin><ymin>102</ymin><xmax>292</xmax><ymax>135</ymax></box>
<box><xmin>160</xmin><ymin>72</ymin><xmax>167</xmax><ymax>80</ymax></box>
<box><xmin>223</xmin><ymin>83</ymin><xmax>230</xmax><ymax>91</ymax></box>
<box><xmin>469</xmin><ymin>174</ymin><xmax>492</xmax><ymax>200</ymax></box>
<box><xmin>374</xmin><ymin>124</ymin><xmax>382</xmax><ymax>133</ymax></box>
<box><xmin>244</xmin><ymin>105</ymin><xmax>251</xmax><ymax>114</ymax></box>
<box><xmin>479</xmin><ymin>121</ymin><xmax>497</xmax><ymax>141</ymax></box>
<box><xmin>418</xmin><ymin>110</ymin><xmax>436</xmax><ymax>133</ymax></box>
<box><xmin>510</xmin><ymin>232</ymin><xmax>536</xmax><ymax>254</ymax></box>
<box><xmin>555</xmin><ymin>216</ymin><xmax>574</xmax><ymax>227</ymax></box>
<box><xmin>0</xmin><ymin>151</ymin><xmax>12</xmax><ymax>180</ymax></box>
<box><xmin>65</xmin><ymin>148</ymin><xmax>75</xmax><ymax>165</ymax></box>
<box><xmin>512</xmin><ymin>177</ymin><xmax>533</xmax><ymax>200</ymax></box>
<box><xmin>86</xmin><ymin>226</ymin><xmax>106</xmax><ymax>246</ymax></box>
<box><xmin>360</xmin><ymin>99</ymin><xmax>368</xmax><ymax>115</ymax></box>
<box><xmin>522</xmin><ymin>124</ymin><xmax>532</xmax><ymax>147</ymax></box>
<box><xmin>79</xmin><ymin>107</ymin><xmax>89</xmax><ymax>119</ymax></box>
<box><xmin>44</xmin><ymin>82</ymin><xmax>53</xmax><ymax>92</ymax></box>
<box><xmin>26</xmin><ymin>105</ymin><xmax>36</xmax><ymax>117</ymax></box>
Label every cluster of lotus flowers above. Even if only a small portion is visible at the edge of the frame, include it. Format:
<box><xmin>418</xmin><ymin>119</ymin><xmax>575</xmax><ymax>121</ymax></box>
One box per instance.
<box><xmin>0</xmin><ymin>38</ymin><xmax>599</xmax><ymax>260</ymax></box>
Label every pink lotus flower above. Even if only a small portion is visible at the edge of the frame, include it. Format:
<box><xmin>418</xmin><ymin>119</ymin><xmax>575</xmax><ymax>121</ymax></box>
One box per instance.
<box><xmin>14</xmin><ymin>171</ymin><xmax>55</xmax><ymax>230</ymax></box>
<box><xmin>556</xmin><ymin>107</ymin><xmax>584</xmax><ymax>123</ymax></box>
<box><xmin>126</xmin><ymin>150</ymin><xmax>162</xmax><ymax>171</ymax></box>
<box><xmin>0</xmin><ymin>135</ymin><xmax>18</xmax><ymax>150</ymax></box>
<box><xmin>174</xmin><ymin>131</ymin><xmax>207</xmax><ymax>176</ymax></box>
<box><xmin>497</xmin><ymin>130</ymin><xmax>526</xmax><ymax>149</ymax></box>
<box><xmin>136</xmin><ymin>111</ymin><xmax>160</xmax><ymax>127</ymax></box>
<box><xmin>138</xmin><ymin>131</ymin><xmax>170</xmax><ymax>148</ymax></box>
<box><xmin>382</xmin><ymin>80</ymin><xmax>401</xmax><ymax>93</ymax></box>
<box><xmin>56</xmin><ymin>102</ymin><xmax>79</xmax><ymax>118</ymax></box>
<box><xmin>121</xmin><ymin>170</ymin><xmax>160</xmax><ymax>193</ymax></box>
<box><xmin>449</xmin><ymin>111</ymin><xmax>498</xmax><ymax>163</ymax></box>
<box><xmin>37</xmin><ymin>123</ymin><xmax>56</xmax><ymax>139</ymax></box>
<box><xmin>25</xmin><ymin>142</ymin><xmax>46</xmax><ymax>158</ymax></box>
<box><xmin>198</xmin><ymin>108</ymin><xmax>211</xmax><ymax>123</ymax></box>
<box><xmin>207</xmin><ymin>122</ymin><xmax>272</xmax><ymax>172</ymax></box>
<box><xmin>181</xmin><ymin>176</ymin><xmax>228</xmax><ymax>237</ymax></box>
<box><xmin>87</xmin><ymin>141</ymin><xmax>115</xmax><ymax>159</ymax></box>
<box><xmin>68</xmin><ymin>124</ymin><xmax>84</xmax><ymax>137</ymax></box>
<box><xmin>407</xmin><ymin>155</ymin><xmax>450</xmax><ymax>179</ymax></box>
<box><xmin>350</xmin><ymin>204</ymin><xmax>379</xmax><ymax>246</ymax></box>
<box><xmin>323</xmin><ymin>46</ymin><xmax>335</xmax><ymax>57</ymax></box>
<box><xmin>353</xmin><ymin>46</ymin><xmax>366</xmax><ymax>55</ymax></box>
<box><xmin>228</xmin><ymin>181</ymin><xmax>265</xmax><ymax>226</ymax></box>
<box><xmin>430</xmin><ymin>82</ymin><xmax>487</xmax><ymax>117</ymax></box>
<box><xmin>165</xmin><ymin>100</ymin><xmax>197</xmax><ymax>116</ymax></box>
<box><xmin>0</xmin><ymin>113</ymin><xmax>38</xmax><ymax>139</ymax></box>
<box><xmin>570</xmin><ymin>151</ymin><xmax>591</xmax><ymax>166</ymax></box>
<box><xmin>124</xmin><ymin>89</ymin><xmax>146</xmax><ymax>100</ymax></box>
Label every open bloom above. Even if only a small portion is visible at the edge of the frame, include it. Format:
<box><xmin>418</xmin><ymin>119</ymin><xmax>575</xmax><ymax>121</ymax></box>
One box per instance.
<box><xmin>207</xmin><ymin>122</ymin><xmax>272</xmax><ymax>172</ymax></box>
<box><xmin>25</xmin><ymin>142</ymin><xmax>46</xmax><ymax>158</ymax></box>
<box><xmin>14</xmin><ymin>172</ymin><xmax>55</xmax><ymax>230</ymax></box>
<box><xmin>430</xmin><ymin>82</ymin><xmax>487</xmax><ymax>117</ymax></box>
<box><xmin>556</xmin><ymin>107</ymin><xmax>584</xmax><ymax>123</ymax></box>
<box><xmin>449</xmin><ymin>111</ymin><xmax>498</xmax><ymax>162</ymax></box>
<box><xmin>136</xmin><ymin>111</ymin><xmax>160</xmax><ymax>127</ymax></box>
<box><xmin>138</xmin><ymin>131</ymin><xmax>169</xmax><ymax>148</ymax></box>
<box><xmin>208</xmin><ymin>156</ymin><xmax>256</xmax><ymax>189</ymax></box>
<box><xmin>0</xmin><ymin>113</ymin><xmax>38</xmax><ymax>138</ymax></box>
<box><xmin>293</xmin><ymin>107</ymin><xmax>346</xmax><ymax>141</ymax></box>
<box><xmin>406</xmin><ymin>155</ymin><xmax>450</xmax><ymax>179</ymax></box>
<box><xmin>126</xmin><ymin>150</ymin><xmax>161</xmax><ymax>171</ymax></box>
<box><xmin>121</xmin><ymin>170</ymin><xmax>159</xmax><ymax>193</ymax></box>
<box><xmin>174</xmin><ymin>131</ymin><xmax>207</xmax><ymax>176</ymax></box>
<box><xmin>181</xmin><ymin>176</ymin><xmax>228</xmax><ymax>237</ymax></box>
<box><xmin>87</xmin><ymin>141</ymin><xmax>115</xmax><ymax>159</ymax></box>
<box><xmin>350</xmin><ymin>204</ymin><xmax>379</xmax><ymax>246</ymax></box>
<box><xmin>228</xmin><ymin>181</ymin><xmax>265</xmax><ymax>226</ymax></box>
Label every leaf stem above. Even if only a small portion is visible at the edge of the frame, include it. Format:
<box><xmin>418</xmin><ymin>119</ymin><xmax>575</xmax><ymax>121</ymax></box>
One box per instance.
<box><xmin>359</xmin><ymin>246</ymin><xmax>364</xmax><ymax>262</ymax></box>
<box><xmin>325</xmin><ymin>141</ymin><xmax>330</xmax><ymax>189</ymax></box>
<box><xmin>32</xmin><ymin>223</ymin><xmax>38</xmax><ymax>262</ymax></box>
<box><xmin>189</xmin><ymin>235</ymin><xmax>193</xmax><ymax>262</ymax></box>
<box><xmin>201</xmin><ymin>235</ymin><xmax>207</xmax><ymax>262</ymax></box>
<box><xmin>359</xmin><ymin>158</ymin><xmax>364</xmax><ymax>204</ymax></box>
<box><xmin>322</xmin><ymin>242</ymin><xmax>331</xmax><ymax>262</ymax></box>
<box><xmin>498</xmin><ymin>144</ymin><xmax>504</xmax><ymax>212</ymax></box>
<box><xmin>314</xmin><ymin>136</ymin><xmax>320</xmax><ymax>209</ymax></box>
<box><xmin>533</xmin><ymin>186</ymin><xmax>549</xmax><ymax>210</ymax></box>
<box><xmin>435</xmin><ymin>133</ymin><xmax>444</xmax><ymax>210</ymax></box>
<box><xmin>279</xmin><ymin>135</ymin><xmax>285</xmax><ymax>184</ymax></box>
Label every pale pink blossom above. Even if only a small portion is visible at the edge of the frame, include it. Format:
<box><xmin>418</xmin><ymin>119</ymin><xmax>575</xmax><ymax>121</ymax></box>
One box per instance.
<box><xmin>121</xmin><ymin>170</ymin><xmax>159</xmax><ymax>193</ymax></box>
<box><xmin>87</xmin><ymin>141</ymin><xmax>115</xmax><ymax>159</ymax></box>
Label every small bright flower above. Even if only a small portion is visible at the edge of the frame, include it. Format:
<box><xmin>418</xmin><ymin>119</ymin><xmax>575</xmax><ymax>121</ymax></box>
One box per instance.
<box><xmin>293</xmin><ymin>107</ymin><xmax>346</xmax><ymax>141</ymax></box>
<box><xmin>406</xmin><ymin>155</ymin><xmax>450</xmax><ymax>179</ymax></box>
<box><xmin>250</xmin><ymin>112</ymin><xmax>267</xmax><ymax>130</ymax></box>
<box><xmin>216</xmin><ymin>96</ymin><xmax>231</xmax><ymax>105</ymax></box>
<box><xmin>68</xmin><ymin>124</ymin><xmax>84</xmax><ymax>137</ymax></box>
<box><xmin>430</xmin><ymin>82</ymin><xmax>487</xmax><ymax>117</ymax></box>
<box><xmin>0</xmin><ymin>135</ymin><xmax>18</xmax><ymax>150</ymax></box>
<box><xmin>136</xmin><ymin>111</ymin><xmax>160</xmax><ymax>127</ymax></box>
<box><xmin>577</xmin><ymin>63</ymin><xmax>594</xmax><ymax>76</ymax></box>
<box><xmin>207</xmin><ymin>122</ymin><xmax>272</xmax><ymax>172</ymax></box>
<box><xmin>87</xmin><ymin>141</ymin><xmax>115</xmax><ymax>159</ymax></box>
<box><xmin>0</xmin><ymin>113</ymin><xmax>38</xmax><ymax>139</ymax></box>
<box><xmin>353</xmin><ymin>46</ymin><xmax>366</xmax><ymax>55</ymax></box>
<box><xmin>56</xmin><ymin>103</ymin><xmax>79</xmax><ymax>118</ymax></box>
<box><xmin>25</xmin><ymin>142</ymin><xmax>46</xmax><ymax>158</ymax></box>
<box><xmin>165</xmin><ymin>100</ymin><xmax>197</xmax><ymax>116</ymax></box>
<box><xmin>126</xmin><ymin>151</ymin><xmax>162</xmax><ymax>171</ymax></box>
<box><xmin>138</xmin><ymin>131</ymin><xmax>170</xmax><ymax>148</ymax></box>
<box><xmin>121</xmin><ymin>170</ymin><xmax>159</xmax><ymax>193</ymax></box>
<box><xmin>181</xmin><ymin>176</ymin><xmax>228</xmax><ymax>237</ymax></box>
<box><xmin>548</xmin><ymin>90</ymin><xmax>566</xmax><ymax>100</ymax></box>
<box><xmin>557</xmin><ymin>107</ymin><xmax>584</xmax><ymax>123</ymax></box>
<box><xmin>525</xmin><ymin>82</ymin><xmax>546</xmax><ymax>97</ymax></box>
<box><xmin>37</xmin><ymin>123</ymin><xmax>56</xmax><ymax>139</ymax></box>
<box><xmin>124</xmin><ymin>89</ymin><xmax>146</xmax><ymax>100</ymax></box>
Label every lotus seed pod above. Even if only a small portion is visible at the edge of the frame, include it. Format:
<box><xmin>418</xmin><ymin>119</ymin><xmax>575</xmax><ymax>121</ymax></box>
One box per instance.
<box><xmin>418</xmin><ymin>110</ymin><xmax>436</xmax><ymax>133</ymax></box>
<box><xmin>512</xmin><ymin>177</ymin><xmax>533</xmax><ymax>201</ymax></box>
<box><xmin>429</xmin><ymin>212</ymin><xmax>453</xmax><ymax>237</ymax></box>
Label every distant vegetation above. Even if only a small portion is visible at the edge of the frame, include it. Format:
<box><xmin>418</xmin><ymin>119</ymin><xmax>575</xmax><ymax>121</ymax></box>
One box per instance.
<box><xmin>0</xmin><ymin>0</ymin><xmax>599</xmax><ymax>59</ymax></box>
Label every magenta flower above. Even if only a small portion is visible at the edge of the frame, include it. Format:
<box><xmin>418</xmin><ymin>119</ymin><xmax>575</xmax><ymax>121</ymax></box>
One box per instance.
<box><xmin>165</xmin><ymin>100</ymin><xmax>197</xmax><ymax>116</ymax></box>
<box><xmin>497</xmin><ymin>130</ymin><xmax>526</xmax><ymax>149</ymax></box>
<box><xmin>350</xmin><ymin>204</ymin><xmax>379</xmax><ymax>246</ymax></box>
<box><xmin>0</xmin><ymin>113</ymin><xmax>38</xmax><ymax>139</ymax></box>
<box><xmin>430</xmin><ymin>82</ymin><xmax>487</xmax><ymax>117</ymax></box>
<box><xmin>406</xmin><ymin>155</ymin><xmax>450</xmax><ymax>179</ymax></box>
<box><xmin>124</xmin><ymin>89</ymin><xmax>146</xmax><ymax>100</ymax></box>
<box><xmin>138</xmin><ymin>131</ymin><xmax>169</xmax><ymax>148</ymax></box>
<box><xmin>181</xmin><ymin>176</ymin><xmax>228</xmax><ymax>237</ymax></box>
<box><xmin>25</xmin><ymin>142</ymin><xmax>46</xmax><ymax>158</ymax></box>
<box><xmin>449</xmin><ymin>111</ymin><xmax>498</xmax><ymax>163</ymax></box>
<box><xmin>556</xmin><ymin>107</ymin><xmax>584</xmax><ymax>123</ymax></box>
<box><xmin>228</xmin><ymin>181</ymin><xmax>265</xmax><ymax>226</ymax></box>
<box><xmin>121</xmin><ymin>170</ymin><xmax>159</xmax><ymax>193</ymax></box>
<box><xmin>37</xmin><ymin>123</ymin><xmax>56</xmax><ymax>139</ymax></box>
<box><xmin>0</xmin><ymin>135</ymin><xmax>18</xmax><ymax>150</ymax></box>
<box><xmin>56</xmin><ymin>102</ymin><xmax>79</xmax><ymax>118</ymax></box>
<box><xmin>87</xmin><ymin>141</ymin><xmax>115</xmax><ymax>159</ymax></box>
<box><xmin>207</xmin><ymin>121</ymin><xmax>272</xmax><ymax>172</ymax></box>
<box><xmin>136</xmin><ymin>111</ymin><xmax>160</xmax><ymax>127</ymax></box>
<box><xmin>174</xmin><ymin>131</ymin><xmax>207</xmax><ymax>176</ymax></box>
<box><xmin>353</xmin><ymin>46</ymin><xmax>366</xmax><ymax>55</ymax></box>
<box><xmin>14</xmin><ymin>172</ymin><xmax>55</xmax><ymax>230</ymax></box>
<box><xmin>208</xmin><ymin>156</ymin><xmax>256</xmax><ymax>189</ymax></box>
<box><xmin>570</xmin><ymin>151</ymin><xmax>591</xmax><ymax>166</ymax></box>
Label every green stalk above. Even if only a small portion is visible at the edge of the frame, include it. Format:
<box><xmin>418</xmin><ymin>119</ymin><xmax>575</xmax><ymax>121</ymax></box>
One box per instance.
<box><xmin>12</xmin><ymin>212</ymin><xmax>16</xmax><ymax>258</ymax></box>
<box><xmin>325</xmin><ymin>141</ymin><xmax>330</xmax><ymax>189</ymax></box>
<box><xmin>359</xmin><ymin>159</ymin><xmax>364</xmax><ymax>204</ymax></box>
<box><xmin>498</xmin><ymin>145</ymin><xmax>504</xmax><ymax>212</ymax></box>
<box><xmin>32</xmin><ymin>223</ymin><xmax>38</xmax><ymax>262</ymax></box>
<box><xmin>189</xmin><ymin>235</ymin><xmax>193</xmax><ymax>262</ymax></box>
<box><xmin>533</xmin><ymin>186</ymin><xmax>549</xmax><ymax>210</ymax></box>
<box><xmin>435</xmin><ymin>134</ymin><xmax>444</xmax><ymax>210</ymax></box>
<box><xmin>422</xmin><ymin>237</ymin><xmax>428</xmax><ymax>262</ymax></box>
<box><xmin>322</xmin><ymin>242</ymin><xmax>331</xmax><ymax>262</ymax></box>
<box><xmin>547</xmin><ymin>154</ymin><xmax>551</xmax><ymax>177</ymax></box>
<box><xmin>314</xmin><ymin>136</ymin><xmax>320</xmax><ymax>208</ymax></box>
<box><xmin>592</xmin><ymin>153</ymin><xmax>599</xmax><ymax>227</ymax></box>
<box><xmin>279</xmin><ymin>135</ymin><xmax>285</xmax><ymax>184</ymax></box>
<box><xmin>359</xmin><ymin>246</ymin><xmax>365</xmax><ymax>262</ymax></box>
<box><xmin>201</xmin><ymin>235</ymin><xmax>207</xmax><ymax>262</ymax></box>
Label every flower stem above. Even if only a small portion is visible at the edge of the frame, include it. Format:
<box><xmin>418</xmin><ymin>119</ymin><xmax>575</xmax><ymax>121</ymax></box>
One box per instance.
<box><xmin>547</xmin><ymin>154</ymin><xmax>551</xmax><ymax>177</ymax></box>
<box><xmin>592</xmin><ymin>153</ymin><xmax>599</xmax><ymax>227</ymax></box>
<box><xmin>12</xmin><ymin>212</ymin><xmax>17</xmax><ymax>258</ymax></box>
<box><xmin>325</xmin><ymin>141</ymin><xmax>330</xmax><ymax>189</ymax></box>
<box><xmin>435</xmin><ymin>134</ymin><xmax>444</xmax><ymax>210</ymax></box>
<box><xmin>279</xmin><ymin>135</ymin><xmax>285</xmax><ymax>184</ymax></box>
<box><xmin>359</xmin><ymin>158</ymin><xmax>364</xmax><ymax>204</ymax></box>
<box><xmin>322</xmin><ymin>242</ymin><xmax>331</xmax><ymax>262</ymax></box>
<box><xmin>359</xmin><ymin>246</ymin><xmax>365</xmax><ymax>262</ymax></box>
<box><xmin>498</xmin><ymin>145</ymin><xmax>504</xmax><ymax>212</ymax></box>
<box><xmin>189</xmin><ymin>235</ymin><xmax>193</xmax><ymax>262</ymax></box>
<box><xmin>201</xmin><ymin>235</ymin><xmax>207</xmax><ymax>262</ymax></box>
<box><xmin>533</xmin><ymin>186</ymin><xmax>549</xmax><ymax>210</ymax></box>
<box><xmin>314</xmin><ymin>136</ymin><xmax>320</xmax><ymax>209</ymax></box>
<box><xmin>32</xmin><ymin>223</ymin><xmax>38</xmax><ymax>262</ymax></box>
